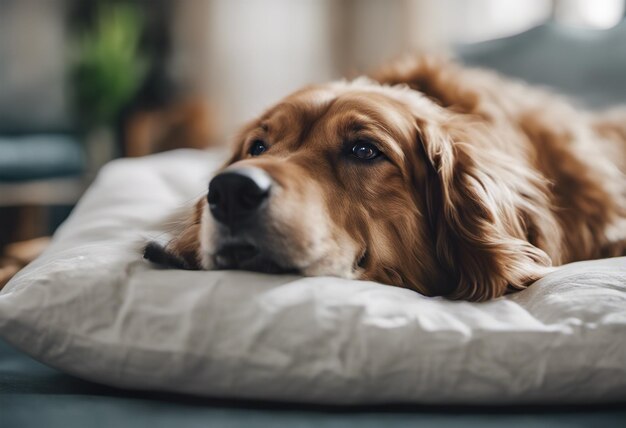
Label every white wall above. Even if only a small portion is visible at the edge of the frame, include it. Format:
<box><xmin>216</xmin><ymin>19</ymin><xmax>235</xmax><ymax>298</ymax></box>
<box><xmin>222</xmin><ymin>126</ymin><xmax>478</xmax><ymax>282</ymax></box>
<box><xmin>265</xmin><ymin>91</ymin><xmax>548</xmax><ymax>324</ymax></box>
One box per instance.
<box><xmin>173</xmin><ymin>0</ymin><xmax>339</xmax><ymax>140</ymax></box>
<box><xmin>0</xmin><ymin>0</ymin><xmax>68</xmax><ymax>130</ymax></box>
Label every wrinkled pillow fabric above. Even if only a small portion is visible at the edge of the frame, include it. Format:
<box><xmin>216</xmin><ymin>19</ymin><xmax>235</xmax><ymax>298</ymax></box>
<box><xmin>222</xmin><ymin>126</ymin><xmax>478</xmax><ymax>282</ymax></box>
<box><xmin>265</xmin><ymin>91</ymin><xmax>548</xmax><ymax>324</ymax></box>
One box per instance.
<box><xmin>1</xmin><ymin>149</ymin><xmax>625</xmax><ymax>404</ymax></box>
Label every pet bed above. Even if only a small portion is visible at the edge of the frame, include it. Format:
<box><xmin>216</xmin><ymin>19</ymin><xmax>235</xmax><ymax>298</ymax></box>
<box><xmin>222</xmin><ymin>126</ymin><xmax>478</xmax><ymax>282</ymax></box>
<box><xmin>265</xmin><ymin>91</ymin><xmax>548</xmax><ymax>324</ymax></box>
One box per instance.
<box><xmin>1</xmin><ymin>149</ymin><xmax>625</xmax><ymax>405</ymax></box>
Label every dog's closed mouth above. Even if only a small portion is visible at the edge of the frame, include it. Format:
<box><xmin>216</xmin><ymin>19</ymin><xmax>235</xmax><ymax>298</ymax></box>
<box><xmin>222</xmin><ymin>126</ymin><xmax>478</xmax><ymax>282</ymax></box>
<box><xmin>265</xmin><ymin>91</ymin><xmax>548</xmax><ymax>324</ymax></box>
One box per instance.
<box><xmin>215</xmin><ymin>242</ymin><xmax>258</xmax><ymax>266</ymax></box>
<box><xmin>213</xmin><ymin>242</ymin><xmax>298</xmax><ymax>275</ymax></box>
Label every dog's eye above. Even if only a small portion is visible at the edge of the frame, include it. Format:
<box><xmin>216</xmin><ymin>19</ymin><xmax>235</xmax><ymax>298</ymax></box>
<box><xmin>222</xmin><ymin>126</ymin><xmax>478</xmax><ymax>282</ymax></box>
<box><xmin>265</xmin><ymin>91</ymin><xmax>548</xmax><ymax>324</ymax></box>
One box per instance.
<box><xmin>249</xmin><ymin>140</ymin><xmax>267</xmax><ymax>156</ymax></box>
<box><xmin>351</xmin><ymin>142</ymin><xmax>380</xmax><ymax>160</ymax></box>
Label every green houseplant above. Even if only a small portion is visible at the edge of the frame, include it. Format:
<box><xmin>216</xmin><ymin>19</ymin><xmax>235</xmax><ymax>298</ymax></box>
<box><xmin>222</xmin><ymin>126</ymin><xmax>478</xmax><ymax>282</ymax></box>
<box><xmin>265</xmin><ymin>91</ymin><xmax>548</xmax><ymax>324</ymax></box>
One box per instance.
<box><xmin>69</xmin><ymin>2</ymin><xmax>148</xmax><ymax>169</ymax></box>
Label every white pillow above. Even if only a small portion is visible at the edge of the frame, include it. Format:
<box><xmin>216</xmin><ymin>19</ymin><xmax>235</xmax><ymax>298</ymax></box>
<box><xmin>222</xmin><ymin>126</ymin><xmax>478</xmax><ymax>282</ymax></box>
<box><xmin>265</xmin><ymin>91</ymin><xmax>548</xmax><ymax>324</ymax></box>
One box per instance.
<box><xmin>1</xmin><ymin>149</ymin><xmax>625</xmax><ymax>404</ymax></box>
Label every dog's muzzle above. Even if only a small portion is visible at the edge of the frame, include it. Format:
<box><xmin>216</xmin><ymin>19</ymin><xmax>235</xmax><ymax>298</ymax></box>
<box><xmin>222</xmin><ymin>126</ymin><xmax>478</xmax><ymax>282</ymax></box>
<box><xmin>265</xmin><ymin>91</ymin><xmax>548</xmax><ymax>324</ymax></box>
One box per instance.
<box><xmin>208</xmin><ymin>166</ymin><xmax>286</xmax><ymax>271</ymax></box>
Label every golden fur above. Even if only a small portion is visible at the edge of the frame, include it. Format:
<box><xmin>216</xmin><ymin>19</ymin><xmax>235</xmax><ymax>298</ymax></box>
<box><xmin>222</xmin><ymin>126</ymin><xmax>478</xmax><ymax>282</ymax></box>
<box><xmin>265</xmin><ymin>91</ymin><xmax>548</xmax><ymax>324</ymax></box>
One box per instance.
<box><xmin>147</xmin><ymin>56</ymin><xmax>626</xmax><ymax>301</ymax></box>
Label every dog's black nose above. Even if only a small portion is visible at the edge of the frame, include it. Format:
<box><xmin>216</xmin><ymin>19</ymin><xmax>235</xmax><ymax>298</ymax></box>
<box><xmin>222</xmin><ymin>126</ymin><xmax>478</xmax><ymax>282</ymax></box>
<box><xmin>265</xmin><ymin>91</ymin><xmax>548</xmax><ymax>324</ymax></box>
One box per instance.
<box><xmin>208</xmin><ymin>167</ymin><xmax>272</xmax><ymax>227</ymax></box>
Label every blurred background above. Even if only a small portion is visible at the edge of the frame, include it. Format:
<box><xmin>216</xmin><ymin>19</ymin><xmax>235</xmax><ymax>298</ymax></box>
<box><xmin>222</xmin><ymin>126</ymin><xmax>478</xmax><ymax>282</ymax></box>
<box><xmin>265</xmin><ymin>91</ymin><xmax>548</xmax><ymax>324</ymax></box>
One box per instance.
<box><xmin>1</xmin><ymin>0</ymin><xmax>626</xmax><ymax>283</ymax></box>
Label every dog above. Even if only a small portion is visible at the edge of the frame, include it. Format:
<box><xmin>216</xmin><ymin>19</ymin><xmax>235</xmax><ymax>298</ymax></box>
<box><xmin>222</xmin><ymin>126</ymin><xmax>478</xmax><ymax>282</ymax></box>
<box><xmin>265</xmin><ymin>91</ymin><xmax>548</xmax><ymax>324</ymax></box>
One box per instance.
<box><xmin>144</xmin><ymin>56</ymin><xmax>626</xmax><ymax>301</ymax></box>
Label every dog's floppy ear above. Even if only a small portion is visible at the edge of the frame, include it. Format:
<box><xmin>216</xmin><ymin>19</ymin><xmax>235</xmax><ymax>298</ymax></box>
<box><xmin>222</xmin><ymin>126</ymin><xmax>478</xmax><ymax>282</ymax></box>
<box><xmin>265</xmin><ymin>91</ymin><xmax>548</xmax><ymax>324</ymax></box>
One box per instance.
<box><xmin>417</xmin><ymin>117</ymin><xmax>556</xmax><ymax>301</ymax></box>
<box><xmin>143</xmin><ymin>199</ymin><xmax>204</xmax><ymax>270</ymax></box>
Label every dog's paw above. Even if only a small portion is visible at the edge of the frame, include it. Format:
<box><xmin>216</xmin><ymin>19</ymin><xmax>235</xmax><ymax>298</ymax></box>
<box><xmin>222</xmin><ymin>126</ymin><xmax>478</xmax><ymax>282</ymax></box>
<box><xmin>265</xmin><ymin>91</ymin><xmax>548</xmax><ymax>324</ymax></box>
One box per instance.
<box><xmin>143</xmin><ymin>241</ymin><xmax>188</xmax><ymax>269</ymax></box>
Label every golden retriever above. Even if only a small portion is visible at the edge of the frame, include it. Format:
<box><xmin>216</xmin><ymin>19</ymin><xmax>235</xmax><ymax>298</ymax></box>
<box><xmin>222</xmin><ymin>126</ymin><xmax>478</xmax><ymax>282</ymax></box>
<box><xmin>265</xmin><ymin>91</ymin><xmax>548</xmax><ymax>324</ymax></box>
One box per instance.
<box><xmin>144</xmin><ymin>56</ymin><xmax>626</xmax><ymax>301</ymax></box>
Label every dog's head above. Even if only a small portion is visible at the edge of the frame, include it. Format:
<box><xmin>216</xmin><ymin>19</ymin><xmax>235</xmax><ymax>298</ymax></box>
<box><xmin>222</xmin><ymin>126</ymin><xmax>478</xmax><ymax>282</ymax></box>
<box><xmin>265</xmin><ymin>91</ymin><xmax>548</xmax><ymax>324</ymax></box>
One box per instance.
<box><xmin>146</xmin><ymin>78</ymin><xmax>553</xmax><ymax>301</ymax></box>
